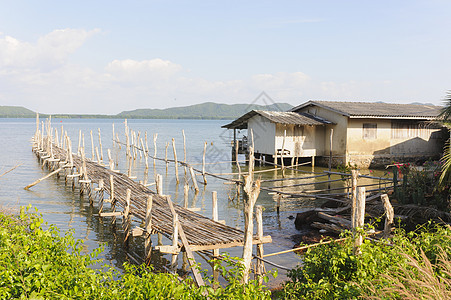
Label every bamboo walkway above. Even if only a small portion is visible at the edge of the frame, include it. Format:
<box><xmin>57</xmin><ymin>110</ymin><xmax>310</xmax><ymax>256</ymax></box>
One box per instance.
<box><xmin>33</xmin><ymin>142</ymin><xmax>271</xmax><ymax>252</ymax></box>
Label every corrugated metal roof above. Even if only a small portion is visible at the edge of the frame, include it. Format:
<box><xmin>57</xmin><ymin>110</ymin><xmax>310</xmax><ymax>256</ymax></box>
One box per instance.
<box><xmin>291</xmin><ymin>101</ymin><xmax>442</xmax><ymax>119</ymax></box>
<box><xmin>222</xmin><ymin>110</ymin><xmax>333</xmax><ymax>129</ymax></box>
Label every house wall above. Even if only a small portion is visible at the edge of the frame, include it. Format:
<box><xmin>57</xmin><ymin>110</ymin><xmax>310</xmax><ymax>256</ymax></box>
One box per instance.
<box><xmin>274</xmin><ymin>124</ymin><xmax>318</xmax><ymax>157</ymax></box>
<box><xmin>346</xmin><ymin>118</ymin><xmax>444</xmax><ymax>168</ymax></box>
<box><xmin>248</xmin><ymin>115</ymin><xmax>275</xmax><ymax>155</ymax></box>
<box><xmin>294</xmin><ymin>106</ymin><xmax>349</xmax><ymax>162</ymax></box>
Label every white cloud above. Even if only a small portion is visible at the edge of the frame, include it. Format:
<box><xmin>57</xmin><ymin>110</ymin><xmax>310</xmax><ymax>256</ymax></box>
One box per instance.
<box><xmin>0</xmin><ymin>29</ymin><xmax>442</xmax><ymax>115</ymax></box>
<box><xmin>0</xmin><ymin>28</ymin><xmax>100</xmax><ymax>71</ymax></box>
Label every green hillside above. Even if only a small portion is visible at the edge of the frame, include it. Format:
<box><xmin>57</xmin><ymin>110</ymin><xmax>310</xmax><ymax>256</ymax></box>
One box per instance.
<box><xmin>116</xmin><ymin>102</ymin><xmax>293</xmax><ymax>119</ymax></box>
<box><xmin>0</xmin><ymin>106</ymin><xmax>36</xmax><ymax>118</ymax></box>
<box><xmin>0</xmin><ymin>102</ymin><xmax>293</xmax><ymax>119</ymax></box>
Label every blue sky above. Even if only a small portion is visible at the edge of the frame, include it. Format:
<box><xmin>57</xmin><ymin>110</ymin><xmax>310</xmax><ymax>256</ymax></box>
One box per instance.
<box><xmin>0</xmin><ymin>0</ymin><xmax>450</xmax><ymax>114</ymax></box>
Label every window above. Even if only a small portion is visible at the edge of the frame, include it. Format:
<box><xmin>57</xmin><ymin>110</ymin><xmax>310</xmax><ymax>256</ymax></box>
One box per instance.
<box><xmin>363</xmin><ymin>123</ymin><xmax>377</xmax><ymax>139</ymax></box>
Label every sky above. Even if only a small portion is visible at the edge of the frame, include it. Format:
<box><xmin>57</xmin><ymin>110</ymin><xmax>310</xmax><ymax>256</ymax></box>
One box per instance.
<box><xmin>0</xmin><ymin>0</ymin><xmax>450</xmax><ymax>114</ymax></box>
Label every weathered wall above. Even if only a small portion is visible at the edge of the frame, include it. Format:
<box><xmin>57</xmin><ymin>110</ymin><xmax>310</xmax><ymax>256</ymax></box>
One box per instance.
<box><xmin>274</xmin><ymin>124</ymin><xmax>318</xmax><ymax>157</ymax></box>
<box><xmin>346</xmin><ymin>118</ymin><xmax>444</xmax><ymax>168</ymax></box>
<box><xmin>295</xmin><ymin>106</ymin><xmax>348</xmax><ymax>161</ymax></box>
<box><xmin>248</xmin><ymin>115</ymin><xmax>275</xmax><ymax>155</ymax></box>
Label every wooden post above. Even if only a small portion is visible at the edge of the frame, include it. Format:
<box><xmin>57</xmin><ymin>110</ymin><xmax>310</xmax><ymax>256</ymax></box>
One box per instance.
<box><xmin>98</xmin><ymin>179</ymin><xmax>104</xmax><ymax>213</ymax></box>
<box><xmin>153</xmin><ymin>134</ymin><xmax>158</xmax><ymax>179</ymax></box>
<box><xmin>381</xmin><ymin>194</ymin><xmax>394</xmax><ymax>238</ymax></box>
<box><xmin>110</xmin><ymin>175</ymin><xmax>116</xmax><ymax>225</ymax></box>
<box><xmin>212</xmin><ymin>191</ymin><xmax>219</xmax><ymax>287</ymax></box>
<box><xmin>98</xmin><ymin>128</ymin><xmax>103</xmax><ymax>162</ymax></box>
<box><xmin>172</xmin><ymin>138</ymin><xmax>179</xmax><ymax>184</ymax></box>
<box><xmin>182</xmin><ymin>130</ymin><xmax>187</xmax><ymax>178</ymax></box>
<box><xmin>189</xmin><ymin>167</ymin><xmax>199</xmax><ymax>192</ymax></box>
<box><xmin>202</xmin><ymin>141</ymin><xmax>207</xmax><ymax>185</ymax></box>
<box><xmin>156</xmin><ymin>174</ymin><xmax>163</xmax><ymax>196</ymax></box>
<box><xmin>165</xmin><ymin>142</ymin><xmax>169</xmax><ymax>173</ymax></box>
<box><xmin>184</xmin><ymin>183</ymin><xmax>189</xmax><ymax>208</ymax></box>
<box><xmin>145</xmin><ymin>195</ymin><xmax>153</xmax><ymax>264</ymax></box>
<box><xmin>255</xmin><ymin>205</ymin><xmax>265</xmax><ymax>284</ymax></box>
<box><xmin>171</xmin><ymin>213</ymin><xmax>179</xmax><ymax>272</ymax></box>
<box><xmin>95</xmin><ymin>147</ymin><xmax>101</xmax><ymax>163</ymax></box>
<box><xmin>90</xmin><ymin>130</ymin><xmax>95</xmax><ymax>160</ymax></box>
<box><xmin>112</xmin><ymin>123</ymin><xmax>115</xmax><ymax>145</ymax></box>
<box><xmin>241</xmin><ymin>173</ymin><xmax>261</xmax><ymax>283</ymax></box>
<box><xmin>165</xmin><ymin>195</ymin><xmax>205</xmax><ymax>287</ymax></box>
<box><xmin>123</xmin><ymin>189</ymin><xmax>131</xmax><ymax>246</ymax></box>
<box><xmin>281</xmin><ymin>129</ymin><xmax>286</xmax><ymax>177</ymax></box>
<box><xmin>328</xmin><ymin>129</ymin><xmax>334</xmax><ymax>190</ymax></box>
<box><xmin>107</xmin><ymin>149</ymin><xmax>114</xmax><ymax>170</ymax></box>
<box><xmin>78</xmin><ymin>130</ymin><xmax>82</xmax><ymax>155</ymax></box>
<box><xmin>353</xmin><ymin>187</ymin><xmax>366</xmax><ymax>254</ymax></box>
<box><xmin>351</xmin><ymin>170</ymin><xmax>358</xmax><ymax>228</ymax></box>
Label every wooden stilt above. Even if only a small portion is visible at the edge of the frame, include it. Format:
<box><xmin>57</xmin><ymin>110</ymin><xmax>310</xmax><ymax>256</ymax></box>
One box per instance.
<box><xmin>90</xmin><ymin>130</ymin><xmax>95</xmax><ymax>160</ymax></box>
<box><xmin>281</xmin><ymin>129</ymin><xmax>286</xmax><ymax>177</ymax></box>
<box><xmin>171</xmin><ymin>213</ymin><xmax>179</xmax><ymax>272</ymax></box>
<box><xmin>255</xmin><ymin>205</ymin><xmax>265</xmax><ymax>284</ymax></box>
<box><xmin>153</xmin><ymin>134</ymin><xmax>158</xmax><ymax>180</ymax></box>
<box><xmin>241</xmin><ymin>146</ymin><xmax>260</xmax><ymax>283</ymax></box>
<box><xmin>212</xmin><ymin>190</ymin><xmax>219</xmax><ymax>287</ymax></box>
<box><xmin>189</xmin><ymin>167</ymin><xmax>199</xmax><ymax>192</ymax></box>
<box><xmin>123</xmin><ymin>189</ymin><xmax>131</xmax><ymax>246</ymax></box>
<box><xmin>201</xmin><ymin>142</ymin><xmax>207</xmax><ymax>185</ymax></box>
<box><xmin>172</xmin><ymin>138</ymin><xmax>179</xmax><ymax>184</ymax></box>
<box><xmin>182</xmin><ymin>130</ymin><xmax>187</xmax><ymax>179</ymax></box>
<box><xmin>145</xmin><ymin>195</ymin><xmax>153</xmax><ymax>264</ymax></box>
<box><xmin>184</xmin><ymin>183</ymin><xmax>189</xmax><ymax>208</ymax></box>
<box><xmin>98</xmin><ymin>179</ymin><xmax>104</xmax><ymax>213</ymax></box>
<box><xmin>156</xmin><ymin>174</ymin><xmax>163</xmax><ymax>196</ymax></box>
<box><xmin>381</xmin><ymin>194</ymin><xmax>394</xmax><ymax>238</ymax></box>
<box><xmin>353</xmin><ymin>187</ymin><xmax>366</xmax><ymax>254</ymax></box>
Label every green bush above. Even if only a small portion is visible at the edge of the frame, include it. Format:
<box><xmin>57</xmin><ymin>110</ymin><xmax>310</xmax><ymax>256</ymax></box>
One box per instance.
<box><xmin>0</xmin><ymin>206</ymin><xmax>271</xmax><ymax>299</ymax></box>
<box><xmin>282</xmin><ymin>224</ymin><xmax>451</xmax><ymax>299</ymax></box>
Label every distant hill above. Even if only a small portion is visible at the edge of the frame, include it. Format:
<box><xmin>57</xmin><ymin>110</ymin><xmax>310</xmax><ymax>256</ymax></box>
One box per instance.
<box><xmin>116</xmin><ymin>102</ymin><xmax>293</xmax><ymax>119</ymax></box>
<box><xmin>0</xmin><ymin>102</ymin><xmax>294</xmax><ymax>119</ymax></box>
<box><xmin>0</xmin><ymin>106</ymin><xmax>36</xmax><ymax>118</ymax></box>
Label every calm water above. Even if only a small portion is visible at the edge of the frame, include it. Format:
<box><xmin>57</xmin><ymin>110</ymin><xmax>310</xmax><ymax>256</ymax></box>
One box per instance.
<box><xmin>0</xmin><ymin>118</ymin><xmax>388</xmax><ymax>287</ymax></box>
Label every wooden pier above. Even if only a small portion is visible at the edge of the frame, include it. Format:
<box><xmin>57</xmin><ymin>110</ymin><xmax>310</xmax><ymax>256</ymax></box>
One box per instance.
<box><xmin>28</xmin><ymin>116</ymin><xmax>272</xmax><ymax>286</ymax></box>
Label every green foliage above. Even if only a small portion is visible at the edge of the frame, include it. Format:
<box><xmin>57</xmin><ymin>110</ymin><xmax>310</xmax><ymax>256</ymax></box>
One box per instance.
<box><xmin>394</xmin><ymin>161</ymin><xmax>450</xmax><ymax>211</ymax></box>
<box><xmin>281</xmin><ymin>223</ymin><xmax>451</xmax><ymax>299</ymax></box>
<box><xmin>0</xmin><ymin>206</ymin><xmax>271</xmax><ymax>299</ymax></box>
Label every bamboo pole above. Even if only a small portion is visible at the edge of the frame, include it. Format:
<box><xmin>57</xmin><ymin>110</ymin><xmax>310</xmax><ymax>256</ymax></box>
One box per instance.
<box><xmin>171</xmin><ymin>213</ymin><xmax>179</xmax><ymax>272</ymax></box>
<box><xmin>165</xmin><ymin>142</ymin><xmax>169</xmax><ymax>173</ymax></box>
<box><xmin>189</xmin><ymin>167</ymin><xmax>199</xmax><ymax>192</ymax></box>
<box><xmin>172</xmin><ymin>138</ymin><xmax>179</xmax><ymax>184</ymax></box>
<box><xmin>78</xmin><ymin>130</ymin><xmax>82</xmax><ymax>155</ymax></box>
<box><xmin>255</xmin><ymin>205</ymin><xmax>265</xmax><ymax>284</ymax></box>
<box><xmin>281</xmin><ymin>129</ymin><xmax>286</xmax><ymax>177</ymax></box>
<box><xmin>212</xmin><ymin>190</ymin><xmax>219</xmax><ymax>287</ymax></box>
<box><xmin>184</xmin><ymin>183</ymin><xmax>189</xmax><ymax>208</ymax></box>
<box><xmin>156</xmin><ymin>174</ymin><xmax>163</xmax><ymax>196</ymax></box>
<box><xmin>182</xmin><ymin>130</ymin><xmax>187</xmax><ymax>178</ymax></box>
<box><xmin>153</xmin><ymin>134</ymin><xmax>158</xmax><ymax>179</ymax></box>
<box><xmin>24</xmin><ymin>167</ymin><xmax>63</xmax><ymax>190</ymax></box>
<box><xmin>202</xmin><ymin>141</ymin><xmax>207</xmax><ymax>185</ymax></box>
<box><xmin>145</xmin><ymin>195</ymin><xmax>153</xmax><ymax>264</ymax></box>
<box><xmin>90</xmin><ymin>130</ymin><xmax>95</xmax><ymax>160</ymax></box>
<box><xmin>98</xmin><ymin>179</ymin><xmax>104</xmax><ymax>213</ymax></box>
<box><xmin>123</xmin><ymin>189</ymin><xmax>131</xmax><ymax>246</ymax></box>
<box><xmin>107</xmin><ymin>149</ymin><xmax>114</xmax><ymax>170</ymax></box>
